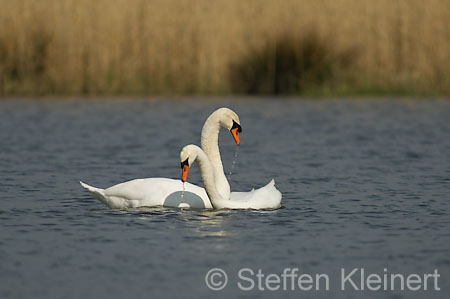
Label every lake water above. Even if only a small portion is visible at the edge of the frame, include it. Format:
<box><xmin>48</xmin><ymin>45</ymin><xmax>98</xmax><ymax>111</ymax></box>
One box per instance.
<box><xmin>0</xmin><ymin>98</ymin><xmax>449</xmax><ymax>299</ymax></box>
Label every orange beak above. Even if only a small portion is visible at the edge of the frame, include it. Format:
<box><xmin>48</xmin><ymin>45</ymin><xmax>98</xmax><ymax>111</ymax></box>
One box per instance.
<box><xmin>181</xmin><ymin>164</ymin><xmax>190</xmax><ymax>182</ymax></box>
<box><xmin>231</xmin><ymin>128</ymin><xmax>240</xmax><ymax>146</ymax></box>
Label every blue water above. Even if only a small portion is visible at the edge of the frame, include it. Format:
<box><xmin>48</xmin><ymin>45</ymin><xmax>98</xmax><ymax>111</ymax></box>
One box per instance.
<box><xmin>0</xmin><ymin>98</ymin><xmax>449</xmax><ymax>299</ymax></box>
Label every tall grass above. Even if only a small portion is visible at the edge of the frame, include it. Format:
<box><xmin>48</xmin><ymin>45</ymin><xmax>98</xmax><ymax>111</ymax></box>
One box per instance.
<box><xmin>229</xmin><ymin>32</ymin><xmax>356</xmax><ymax>94</ymax></box>
<box><xmin>1</xmin><ymin>0</ymin><xmax>450</xmax><ymax>96</ymax></box>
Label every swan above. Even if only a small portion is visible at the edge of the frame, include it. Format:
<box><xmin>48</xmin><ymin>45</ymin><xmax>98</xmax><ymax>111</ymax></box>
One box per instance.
<box><xmin>80</xmin><ymin>107</ymin><xmax>242</xmax><ymax>209</ymax></box>
<box><xmin>180</xmin><ymin>144</ymin><xmax>282</xmax><ymax>209</ymax></box>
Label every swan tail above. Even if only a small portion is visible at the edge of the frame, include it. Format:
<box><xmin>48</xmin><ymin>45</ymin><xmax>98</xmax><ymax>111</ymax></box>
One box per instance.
<box><xmin>80</xmin><ymin>181</ymin><xmax>109</xmax><ymax>204</ymax></box>
<box><xmin>262</xmin><ymin>179</ymin><xmax>276</xmax><ymax>188</ymax></box>
<box><xmin>264</xmin><ymin>179</ymin><xmax>282</xmax><ymax>208</ymax></box>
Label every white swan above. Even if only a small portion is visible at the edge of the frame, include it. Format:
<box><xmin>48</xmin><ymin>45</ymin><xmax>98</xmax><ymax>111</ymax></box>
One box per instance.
<box><xmin>180</xmin><ymin>144</ymin><xmax>282</xmax><ymax>210</ymax></box>
<box><xmin>80</xmin><ymin>108</ymin><xmax>242</xmax><ymax>209</ymax></box>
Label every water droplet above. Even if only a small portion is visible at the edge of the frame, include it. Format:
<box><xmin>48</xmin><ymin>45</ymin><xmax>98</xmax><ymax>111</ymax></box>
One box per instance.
<box><xmin>181</xmin><ymin>182</ymin><xmax>185</xmax><ymax>201</ymax></box>
<box><xmin>228</xmin><ymin>146</ymin><xmax>239</xmax><ymax>180</ymax></box>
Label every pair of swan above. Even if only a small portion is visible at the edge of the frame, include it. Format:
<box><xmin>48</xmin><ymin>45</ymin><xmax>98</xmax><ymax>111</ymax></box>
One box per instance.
<box><xmin>80</xmin><ymin>108</ymin><xmax>282</xmax><ymax>210</ymax></box>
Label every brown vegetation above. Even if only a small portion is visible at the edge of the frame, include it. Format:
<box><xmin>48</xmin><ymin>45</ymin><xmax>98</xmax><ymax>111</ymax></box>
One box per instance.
<box><xmin>0</xmin><ymin>0</ymin><xmax>449</xmax><ymax>95</ymax></box>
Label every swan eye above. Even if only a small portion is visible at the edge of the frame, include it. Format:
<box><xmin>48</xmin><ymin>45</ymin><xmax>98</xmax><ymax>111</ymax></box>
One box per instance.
<box><xmin>180</xmin><ymin>159</ymin><xmax>189</xmax><ymax>168</ymax></box>
<box><xmin>231</xmin><ymin>120</ymin><xmax>242</xmax><ymax>133</ymax></box>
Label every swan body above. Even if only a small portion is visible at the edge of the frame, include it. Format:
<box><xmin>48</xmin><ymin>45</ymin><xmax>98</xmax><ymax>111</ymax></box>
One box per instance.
<box><xmin>80</xmin><ymin>107</ymin><xmax>241</xmax><ymax>209</ymax></box>
<box><xmin>80</xmin><ymin>177</ymin><xmax>281</xmax><ymax>210</ymax></box>
<box><xmin>80</xmin><ymin>179</ymin><xmax>212</xmax><ymax>209</ymax></box>
<box><xmin>227</xmin><ymin>180</ymin><xmax>281</xmax><ymax>209</ymax></box>
<box><xmin>180</xmin><ymin>145</ymin><xmax>282</xmax><ymax>210</ymax></box>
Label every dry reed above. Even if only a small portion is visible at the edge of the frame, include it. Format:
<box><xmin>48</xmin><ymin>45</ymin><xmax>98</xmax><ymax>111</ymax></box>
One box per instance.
<box><xmin>0</xmin><ymin>0</ymin><xmax>449</xmax><ymax>95</ymax></box>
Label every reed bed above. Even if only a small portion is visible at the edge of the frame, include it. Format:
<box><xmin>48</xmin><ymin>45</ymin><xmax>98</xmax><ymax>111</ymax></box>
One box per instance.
<box><xmin>0</xmin><ymin>0</ymin><xmax>449</xmax><ymax>96</ymax></box>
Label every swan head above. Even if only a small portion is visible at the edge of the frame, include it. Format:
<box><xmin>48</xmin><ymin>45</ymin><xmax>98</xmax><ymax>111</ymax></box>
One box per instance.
<box><xmin>180</xmin><ymin>144</ymin><xmax>198</xmax><ymax>182</ymax></box>
<box><xmin>216</xmin><ymin>108</ymin><xmax>242</xmax><ymax>146</ymax></box>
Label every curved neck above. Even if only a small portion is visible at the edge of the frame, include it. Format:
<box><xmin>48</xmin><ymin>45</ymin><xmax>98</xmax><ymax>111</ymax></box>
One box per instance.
<box><xmin>201</xmin><ymin>112</ymin><xmax>230</xmax><ymax>199</ymax></box>
<box><xmin>194</xmin><ymin>147</ymin><xmax>227</xmax><ymax>208</ymax></box>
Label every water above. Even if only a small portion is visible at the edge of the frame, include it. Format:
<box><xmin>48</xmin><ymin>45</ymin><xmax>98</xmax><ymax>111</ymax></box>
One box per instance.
<box><xmin>1</xmin><ymin>98</ymin><xmax>449</xmax><ymax>299</ymax></box>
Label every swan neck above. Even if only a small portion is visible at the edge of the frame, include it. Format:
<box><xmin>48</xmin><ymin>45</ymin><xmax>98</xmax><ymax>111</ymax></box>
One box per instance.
<box><xmin>201</xmin><ymin>112</ymin><xmax>230</xmax><ymax>199</ymax></box>
<box><xmin>201</xmin><ymin>114</ymin><xmax>221</xmax><ymax>165</ymax></box>
<box><xmin>194</xmin><ymin>148</ymin><xmax>226</xmax><ymax>208</ymax></box>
